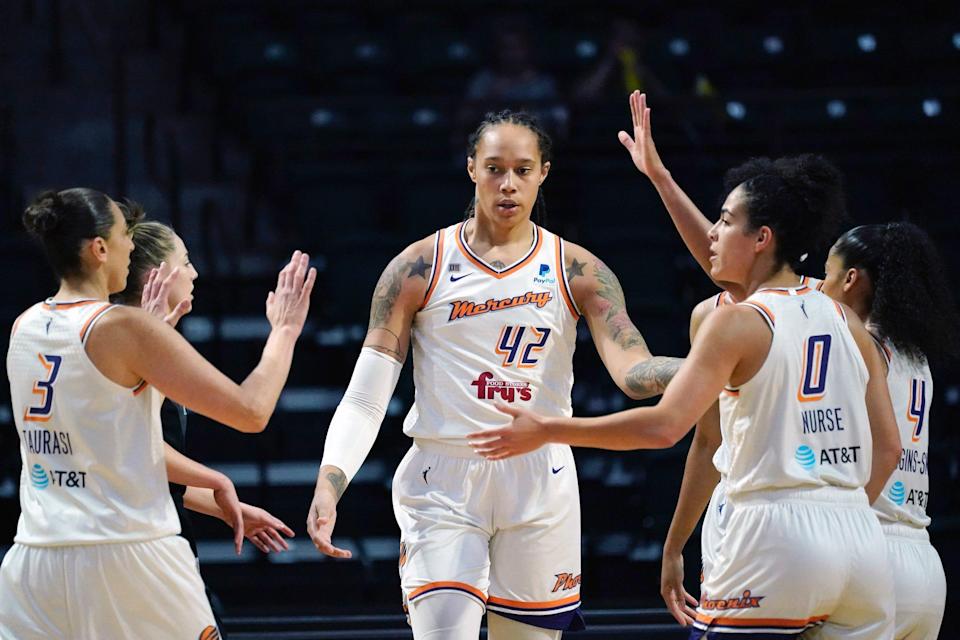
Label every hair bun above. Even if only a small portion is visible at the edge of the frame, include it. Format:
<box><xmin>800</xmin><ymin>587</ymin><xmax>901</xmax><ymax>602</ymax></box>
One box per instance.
<box><xmin>23</xmin><ymin>190</ymin><xmax>65</xmax><ymax>236</ymax></box>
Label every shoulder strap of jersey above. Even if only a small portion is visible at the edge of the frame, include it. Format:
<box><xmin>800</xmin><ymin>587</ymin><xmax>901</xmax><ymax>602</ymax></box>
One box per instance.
<box><xmin>419</xmin><ymin>229</ymin><xmax>446</xmax><ymax>310</ymax></box>
<box><xmin>553</xmin><ymin>232</ymin><xmax>581</xmax><ymax>320</ymax></box>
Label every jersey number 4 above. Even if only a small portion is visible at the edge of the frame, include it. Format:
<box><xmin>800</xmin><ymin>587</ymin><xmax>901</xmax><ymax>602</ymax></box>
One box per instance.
<box><xmin>797</xmin><ymin>334</ymin><xmax>832</xmax><ymax>402</ymax></box>
<box><xmin>495</xmin><ymin>325</ymin><xmax>552</xmax><ymax>368</ymax></box>
<box><xmin>24</xmin><ymin>353</ymin><xmax>62</xmax><ymax>422</ymax></box>
<box><xmin>907</xmin><ymin>378</ymin><xmax>926</xmax><ymax>442</ymax></box>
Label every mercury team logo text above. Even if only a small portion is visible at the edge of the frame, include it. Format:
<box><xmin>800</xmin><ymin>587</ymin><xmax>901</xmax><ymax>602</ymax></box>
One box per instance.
<box><xmin>448</xmin><ymin>291</ymin><xmax>552</xmax><ymax>321</ymax></box>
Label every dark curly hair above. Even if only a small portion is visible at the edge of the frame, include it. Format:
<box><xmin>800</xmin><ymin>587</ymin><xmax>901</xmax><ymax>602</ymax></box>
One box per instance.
<box><xmin>832</xmin><ymin>223</ymin><xmax>960</xmax><ymax>365</ymax></box>
<box><xmin>22</xmin><ymin>188</ymin><xmax>143</xmax><ymax>279</ymax></box>
<box><xmin>722</xmin><ymin>154</ymin><xmax>847</xmax><ymax>272</ymax></box>
<box><xmin>464</xmin><ymin>109</ymin><xmax>551</xmax><ymax>225</ymax></box>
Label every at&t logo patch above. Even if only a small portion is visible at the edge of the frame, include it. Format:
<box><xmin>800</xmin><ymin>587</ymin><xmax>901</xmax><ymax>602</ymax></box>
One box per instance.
<box><xmin>795</xmin><ymin>445</ymin><xmax>817</xmax><ymax>471</ymax></box>
<box><xmin>30</xmin><ymin>464</ymin><xmax>49</xmax><ymax>489</ymax></box>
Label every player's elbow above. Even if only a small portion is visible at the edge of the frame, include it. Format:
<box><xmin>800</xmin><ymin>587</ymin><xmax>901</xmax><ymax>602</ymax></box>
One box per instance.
<box><xmin>646</xmin><ymin>420</ymin><xmax>688</xmax><ymax>449</ymax></box>
<box><xmin>879</xmin><ymin>433</ymin><xmax>901</xmax><ymax>476</ymax></box>
<box><xmin>233</xmin><ymin>400</ymin><xmax>271</xmax><ymax>433</ymax></box>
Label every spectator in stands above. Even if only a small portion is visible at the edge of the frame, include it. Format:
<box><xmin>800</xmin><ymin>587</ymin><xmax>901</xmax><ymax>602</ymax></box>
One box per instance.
<box><xmin>573</xmin><ymin>19</ymin><xmax>670</xmax><ymax>105</ymax></box>
<box><xmin>455</xmin><ymin>18</ymin><xmax>569</xmax><ymax>145</ymax></box>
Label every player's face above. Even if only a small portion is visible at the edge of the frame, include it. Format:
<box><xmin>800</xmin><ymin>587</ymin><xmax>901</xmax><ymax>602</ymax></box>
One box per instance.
<box><xmin>163</xmin><ymin>233</ymin><xmax>197</xmax><ymax>312</ymax></box>
<box><xmin>467</xmin><ymin>124</ymin><xmax>550</xmax><ymax>228</ymax></box>
<box><xmin>819</xmin><ymin>249</ymin><xmax>848</xmax><ymax>303</ymax></box>
<box><xmin>708</xmin><ymin>185</ymin><xmax>757</xmax><ymax>283</ymax></box>
<box><xmin>104</xmin><ymin>201</ymin><xmax>135</xmax><ymax>294</ymax></box>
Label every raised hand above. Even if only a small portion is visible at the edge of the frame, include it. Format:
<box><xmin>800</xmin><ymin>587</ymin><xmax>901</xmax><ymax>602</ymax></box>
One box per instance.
<box><xmin>617</xmin><ymin>91</ymin><xmax>669</xmax><ymax>183</ymax></box>
<box><xmin>141</xmin><ymin>262</ymin><xmax>192</xmax><ymax>327</ymax></box>
<box><xmin>241</xmin><ymin>504</ymin><xmax>294</xmax><ymax>554</ymax></box>
<box><xmin>660</xmin><ymin>551</ymin><xmax>699</xmax><ymax>626</ymax></box>
<box><xmin>466</xmin><ymin>403</ymin><xmax>551</xmax><ymax>460</ymax></box>
<box><xmin>306</xmin><ymin>484</ymin><xmax>352</xmax><ymax>559</ymax></box>
<box><xmin>213</xmin><ymin>477</ymin><xmax>245</xmax><ymax>555</ymax></box>
<box><xmin>266</xmin><ymin>250</ymin><xmax>317</xmax><ymax>334</ymax></box>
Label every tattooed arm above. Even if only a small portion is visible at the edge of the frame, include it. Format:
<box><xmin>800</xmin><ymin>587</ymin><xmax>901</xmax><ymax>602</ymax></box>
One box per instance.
<box><xmin>308</xmin><ymin>236</ymin><xmax>435</xmax><ymax>557</ymax></box>
<box><xmin>565</xmin><ymin>242</ymin><xmax>683</xmax><ymax>400</ymax></box>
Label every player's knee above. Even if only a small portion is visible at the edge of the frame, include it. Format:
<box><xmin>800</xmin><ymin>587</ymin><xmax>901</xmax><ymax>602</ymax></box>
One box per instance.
<box><xmin>487</xmin><ymin>612</ymin><xmax>562</xmax><ymax>640</ymax></box>
<box><xmin>409</xmin><ymin>591</ymin><xmax>484</xmax><ymax>640</ymax></box>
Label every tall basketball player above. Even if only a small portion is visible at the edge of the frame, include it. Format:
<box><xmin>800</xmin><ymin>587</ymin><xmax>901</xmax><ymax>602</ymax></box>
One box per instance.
<box><xmin>307</xmin><ymin>111</ymin><xmax>682</xmax><ymax>639</ymax></box>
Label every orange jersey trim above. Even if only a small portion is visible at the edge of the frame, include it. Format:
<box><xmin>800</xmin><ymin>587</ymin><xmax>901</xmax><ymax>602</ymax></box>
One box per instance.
<box><xmin>79</xmin><ymin>304</ymin><xmax>115</xmax><ymax>343</ymax></box>
<box><xmin>487</xmin><ymin>593</ymin><xmax>580</xmax><ymax>610</ymax></box>
<box><xmin>554</xmin><ymin>236</ymin><xmax>581</xmax><ymax>320</ymax></box>
<box><xmin>420</xmin><ymin>230</ymin><xmax>445</xmax><ymax>309</ymax></box>
<box><xmin>41</xmin><ymin>299</ymin><xmax>100</xmax><ymax>310</ymax></box>
<box><xmin>408</xmin><ymin>581</ymin><xmax>487</xmax><ymax>603</ymax></box>
<box><xmin>132</xmin><ymin>380</ymin><xmax>149</xmax><ymax>396</ymax></box>
<box><xmin>10</xmin><ymin>308</ymin><xmax>31</xmax><ymax>337</ymax></box>
<box><xmin>760</xmin><ymin>285</ymin><xmax>812</xmax><ymax>296</ymax></box>
<box><xmin>742</xmin><ymin>301</ymin><xmax>776</xmax><ymax>328</ymax></box>
<box><xmin>695</xmin><ymin>612</ymin><xmax>829</xmax><ymax>628</ymax></box>
<box><xmin>833</xmin><ymin>301</ymin><xmax>847</xmax><ymax>322</ymax></box>
<box><xmin>454</xmin><ymin>222</ymin><xmax>543</xmax><ymax>279</ymax></box>
<box><xmin>722</xmin><ymin>387</ymin><xmax>740</xmax><ymax>397</ymax></box>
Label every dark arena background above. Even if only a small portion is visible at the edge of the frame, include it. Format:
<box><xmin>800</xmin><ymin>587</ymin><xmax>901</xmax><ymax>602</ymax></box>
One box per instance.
<box><xmin>1</xmin><ymin>1</ymin><xmax>958</xmax><ymax>638</ymax></box>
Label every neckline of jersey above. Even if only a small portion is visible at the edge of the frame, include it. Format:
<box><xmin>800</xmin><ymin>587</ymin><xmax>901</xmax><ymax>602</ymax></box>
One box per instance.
<box><xmin>42</xmin><ymin>297</ymin><xmax>103</xmax><ymax>310</ymax></box>
<box><xmin>456</xmin><ymin>221</ymin><xmax>542</xmax><ymax>278</ymax></box>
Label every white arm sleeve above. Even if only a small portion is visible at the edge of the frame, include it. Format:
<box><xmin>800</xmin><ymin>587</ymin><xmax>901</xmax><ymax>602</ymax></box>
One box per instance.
<box><xmin>319</xmin><ymin>347</ymin><xmax>403</xmax><ymax>483</ymax></box>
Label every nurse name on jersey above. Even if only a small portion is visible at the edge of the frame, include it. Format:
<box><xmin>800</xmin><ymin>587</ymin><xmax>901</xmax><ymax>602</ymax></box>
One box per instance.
<box><xmin>794</xmin><ymin>332</ymin><xmax>863</xmax><ymax>470</ymax></box>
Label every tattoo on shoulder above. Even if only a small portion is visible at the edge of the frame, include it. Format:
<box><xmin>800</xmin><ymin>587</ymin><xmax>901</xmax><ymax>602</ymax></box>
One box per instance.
<box><xmin>325</xmin><ymin>469</ymin><xmax>348</xmax><ymax>501</ymax></box>
<box><xmin>625</xmin><ymin>356</ymin><xmax>684</xmax><ymax>399</ymax></box>
<box><xmin>405</xmin><ymin>255</ymin><xmax>432</xmax><ymax>279</ymax></box>
<box><xmin>593</xmin><ymin>258</ymin><xmax>648</xmax><ymax>351</ymax></box>
<box><xmin>566</xmin><ymin>258</ymin><xmax>586</xmax><ymax>282</ymax></box>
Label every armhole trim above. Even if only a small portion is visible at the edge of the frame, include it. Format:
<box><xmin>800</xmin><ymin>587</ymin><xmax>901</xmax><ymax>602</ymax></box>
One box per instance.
<box><xmin>556</xmin><ymin>237</ymin><xmax>581</xmax><ymax>320</ymax></box>
<box><xmin>741</xmin><ymin>301</ymin><xmax>776</xmax><ymax>333</ymax></box>
<box><xmin>419</xmin><ymin>230</ymin><xmax>445</xmax><ymax>310</ymax></box>
<box><xmin>79</xmin><ymin>304</ymin><xmax>117</xmax><ymax>344</ymax></box>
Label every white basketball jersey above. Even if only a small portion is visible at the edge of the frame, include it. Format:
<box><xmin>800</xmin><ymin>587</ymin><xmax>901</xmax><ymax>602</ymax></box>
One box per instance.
<box><xmin>872</xmin><ymin>339</ymin><xmax>932</xmax><ymax>528</ymax></box>
<box><xmin>7</xmin><ymin>299</ymin><xmax>179</xmax><ymax>545</ymax></box>
<box><xmin>717</xmin><ymin>285</ymin><xmax>871</xmax><ymax>495</ymax></box>
<box><xmin>404</xmin><ymin>222</ymin><xmax>579</xmax><ymax>445</ymax></box>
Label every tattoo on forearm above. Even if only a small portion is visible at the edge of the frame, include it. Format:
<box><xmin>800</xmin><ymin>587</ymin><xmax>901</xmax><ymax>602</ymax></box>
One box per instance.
<box><xmin>567</xmin><ymin>258</ymin><xmax>586</xmax><ymax>282</ymax></box>
<box><xmin>406</xmin><ymin>255</ymin><xmax>432</xmax><ymax>279</ymax></box>
<box><xmin>369</xmin><ymin>256</ymin><xmax>405</xmax><ymax>332</ymax></box>
<box><xmin>593</xmin><ymin>259</ymin><xmax>648</xmax><ymax>351</ymax></box>
<box><xmin>325</xmin><ymin>469</ymin><xmax>348</xmax><ymax>501</ymax></box>
<box><xmin>625</xmin><ymin>356</ymin><xmax>684</xmax><ymax>399</ymax></box>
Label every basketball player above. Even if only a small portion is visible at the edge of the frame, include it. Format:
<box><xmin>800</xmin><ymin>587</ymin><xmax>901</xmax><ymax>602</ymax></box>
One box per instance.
<box><xmin>819</xmin><ymin>223</ymin><xmax>955</xmax><ymax>639</ymax></box>
<box><xmin>623</xmin><ymin>91</ymin><xmax>954</xmax><ymax>639</ymax></box>
<box><xmin>469</xmin><ymin>154</ymin><xmax>903</xmax><ymax>639</ymax></box>
<box><xmin>116</xmin><ymin>217</ymin><xmax>295</xmax><ymax>558</ymax></box>
<box><xmin>307</xmin><ymin>111</ymin><xmax>682</xmax><ymax>639</ymax></box>
<box><xmin>1</xmin><ymin>188</ymin><xmax>314</xmax><ymax>638</ymax></box>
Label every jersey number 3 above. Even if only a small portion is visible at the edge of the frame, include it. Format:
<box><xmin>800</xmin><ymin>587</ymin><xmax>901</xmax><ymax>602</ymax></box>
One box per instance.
<box><xmin>496</xmin><ymin>325</ymin><xmax>552</xmax><ymax>368</ymax></box>
<box><xmin>24</xmin><ymin>353</ymin><xmax>62</xmax><ymax>422</ymax></box>
<box><xmin>798</xmin><ymin>334</ymin><xmax>832</xmax><ymax>402</ymax></box>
